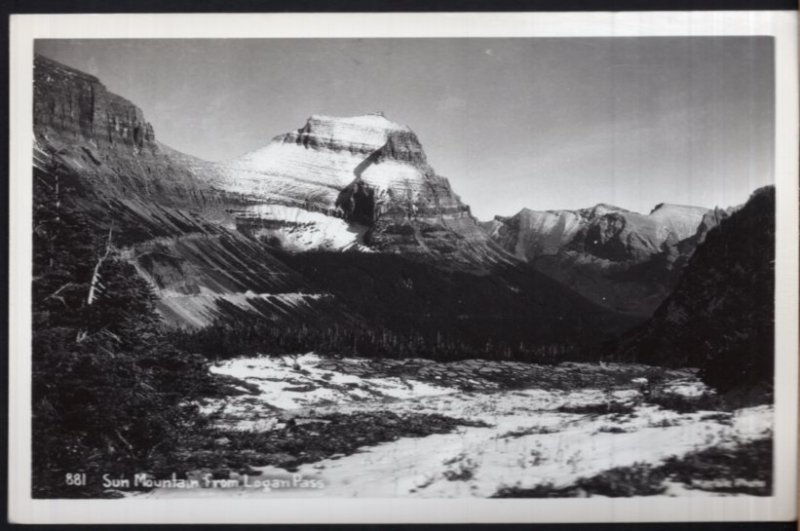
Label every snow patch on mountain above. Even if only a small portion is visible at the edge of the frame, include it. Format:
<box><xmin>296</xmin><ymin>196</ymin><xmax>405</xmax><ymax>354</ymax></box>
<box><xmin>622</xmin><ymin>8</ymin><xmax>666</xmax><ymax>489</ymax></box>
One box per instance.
<box><xmin>240</xmin><ymin>205</ymin><xmax>371</xmax><ymax>252</ymax></box>
<box><xmin>219</xmin><ymin>142</ymin><xmax>355</xmax><ymax>207</ymax></box>
<box><xmin>216</xmin><ymin>113</ymin><xmax>422</xmax><ymax>210</ymax></box>
<box><xmin>648</xmin><ymin>203</ymin><xmax>712</xmax><ymax>241</ymax></box>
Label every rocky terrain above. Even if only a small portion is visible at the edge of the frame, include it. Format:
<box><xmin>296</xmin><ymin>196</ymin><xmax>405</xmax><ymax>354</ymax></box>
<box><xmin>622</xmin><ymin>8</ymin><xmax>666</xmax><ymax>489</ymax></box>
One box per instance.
<box><xmin>482</xmin><ymin>202</ymin><xmax>733</xmax><ymax>317</ymax></box>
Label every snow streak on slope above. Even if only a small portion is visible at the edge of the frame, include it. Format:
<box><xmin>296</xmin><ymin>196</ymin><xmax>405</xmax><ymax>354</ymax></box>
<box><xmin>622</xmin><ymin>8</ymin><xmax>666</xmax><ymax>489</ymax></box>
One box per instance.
<box><xmin>120</xmin><ymin>233</ymin><xmax>344</xmax><ymax>328</ymax></box>
<box><xmin>156</xmin><ymin>289</ymin><xmax>329</xmax><ymax>329</ymax></box>
<box><xmin>237</xmin><ymin>205</ymin><xmax>371</xmax><ymax>252</ymax></box>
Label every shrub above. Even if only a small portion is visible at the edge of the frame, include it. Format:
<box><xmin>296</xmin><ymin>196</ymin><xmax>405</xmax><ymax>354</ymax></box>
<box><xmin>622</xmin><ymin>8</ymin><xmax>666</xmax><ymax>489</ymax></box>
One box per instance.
<box><xmin>443</xmin><ymin>456</ymin><xmax>479</xmax><ymax>481</ymax></box>
<box><xmin>492</xmin><ymin>482</ymin><xmax>574</xmax><ymax>498</ymax></box>
<box><xmin>498</xmin><ymin>425</ymin><xmax>560</xmax><ymax>439</ymax></box>
<box><xmin>493</xmin><ymin>438</ymin><xmax>773</xmax><ymax>498</ymax></box>
<box><xmin>557</xmin><ymin>402</ymin><xmax>635</xmax><ymax>415</ymax></box>
<box><xmin>647</xmin><ymin>392</ymin><xmax>725</xmax><ymax>414</ymax></box>
<box><xmin>660</xmin><ymin>438</ymin><xmax>772</xmax><ymax>495</ymax></box>
<box><xmin>575</xmin><ymin>463</ymin><xmax>667</xmax><ymax>497</ymax></box>
<box><xmin>493</xmin><ymin>462</ymin><xmax>666</xmax><ymax>498</ymax></box>
<box><xmin>596</xmin><ymin>425</ymin><xmax>628</xmax><ymax>434</ymax></box>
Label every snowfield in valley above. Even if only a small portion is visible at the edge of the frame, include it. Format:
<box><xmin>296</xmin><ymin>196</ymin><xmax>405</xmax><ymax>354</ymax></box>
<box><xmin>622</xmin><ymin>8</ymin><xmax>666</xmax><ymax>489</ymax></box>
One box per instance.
<box><xmin>143</xmin><ymin>353</ymin><xmax>773</xmax><ymax>499</ymax></box>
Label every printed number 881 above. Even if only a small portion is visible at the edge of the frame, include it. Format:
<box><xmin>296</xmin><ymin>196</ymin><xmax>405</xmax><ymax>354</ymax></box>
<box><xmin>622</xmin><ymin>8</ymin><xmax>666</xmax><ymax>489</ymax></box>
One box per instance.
<box><xmin>65</xmin><ymin>473</ymin><xmax>86</xmax><ymax>486</ymax></box>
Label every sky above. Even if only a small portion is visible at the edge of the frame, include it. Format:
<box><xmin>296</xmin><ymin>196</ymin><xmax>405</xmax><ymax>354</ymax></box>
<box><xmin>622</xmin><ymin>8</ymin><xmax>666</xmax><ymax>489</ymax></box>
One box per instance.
<box><xmin>35</xmin><ymin>38</ymin><xmax>774</xmax><ymax>219</ymax></box>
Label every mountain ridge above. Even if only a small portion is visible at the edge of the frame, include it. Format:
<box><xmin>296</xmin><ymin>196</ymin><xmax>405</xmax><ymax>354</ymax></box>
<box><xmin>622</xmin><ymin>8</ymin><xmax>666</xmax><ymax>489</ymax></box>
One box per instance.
<box><xmin>481</xmin><ymin>201</ymin><xmax>729</xmax><ymax>317</ymax></box>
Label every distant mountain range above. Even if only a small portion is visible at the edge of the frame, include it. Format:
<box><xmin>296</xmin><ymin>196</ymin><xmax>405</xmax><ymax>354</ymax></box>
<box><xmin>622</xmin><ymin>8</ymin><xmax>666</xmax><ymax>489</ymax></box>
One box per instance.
<box><xmin>481</xmin><ymin>202</ymin><xmax>735</xmax><ymax>317</ymax></box>
<box><xmin>31</xmin><ymin>53</ymin><xmax>774</xmax><ymax>374</ymax></box>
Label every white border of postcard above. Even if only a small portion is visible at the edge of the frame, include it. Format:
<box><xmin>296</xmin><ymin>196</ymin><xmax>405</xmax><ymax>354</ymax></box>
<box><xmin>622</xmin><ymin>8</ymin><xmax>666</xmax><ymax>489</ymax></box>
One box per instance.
<box><xmin>8</xmin><ymin>11</ymin><xmax>799</xmax><ymax>524</ymax></box>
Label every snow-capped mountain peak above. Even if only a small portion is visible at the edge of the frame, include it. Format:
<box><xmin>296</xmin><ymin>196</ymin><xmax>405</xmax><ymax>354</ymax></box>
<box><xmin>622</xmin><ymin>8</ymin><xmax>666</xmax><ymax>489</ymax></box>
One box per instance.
<box><xmin>206</xmin><ymin>113</ymin><xmax>504</xmax><ymax>267</ymax></box>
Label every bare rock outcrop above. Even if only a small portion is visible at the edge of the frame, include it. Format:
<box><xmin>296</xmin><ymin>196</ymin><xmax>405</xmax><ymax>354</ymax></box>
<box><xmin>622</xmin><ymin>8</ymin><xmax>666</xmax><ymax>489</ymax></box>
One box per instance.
<box><xmin>34</xmin><ymin>54</ymin><xmax>155</xmax><ymax>151</ymax></box>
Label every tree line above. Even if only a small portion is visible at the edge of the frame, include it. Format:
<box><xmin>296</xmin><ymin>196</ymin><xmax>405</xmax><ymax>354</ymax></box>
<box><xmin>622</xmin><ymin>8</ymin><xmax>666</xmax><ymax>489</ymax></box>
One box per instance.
<box><xmin>171</xmin><ymin>316</ymin><xmax>580</xmax><ymax>365</ymax></box>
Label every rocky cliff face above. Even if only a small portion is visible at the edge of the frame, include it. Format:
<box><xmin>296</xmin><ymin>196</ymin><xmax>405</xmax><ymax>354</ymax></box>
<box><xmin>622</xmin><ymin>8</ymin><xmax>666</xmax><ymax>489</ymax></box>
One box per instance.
<box><xmin>210</xmin><ymin>113</ymin><xmax>505</xmax><ymax>269</ymax></box>
<box><xmin>34</xmin><ymin>54</ymin><xmax>155</xmax><ymax>151</ymax></box>
<box><xmin>612</xmin><ymin>187</ymin><xmax>774</xmax><ymax>391</ymax></box>
<box><xmin>32</xmin><ymin>54</ymin><xmax>225</xmax><ymax>216</ymax></box>
<box><xmin>483</xmin><ymin>202</ymin><xmax>727</xmax><ymax>317</ymax></box>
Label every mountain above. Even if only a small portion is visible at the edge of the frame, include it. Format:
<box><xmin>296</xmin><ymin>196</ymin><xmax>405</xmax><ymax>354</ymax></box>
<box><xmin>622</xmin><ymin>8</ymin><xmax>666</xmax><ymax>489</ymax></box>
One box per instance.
<box><xmin>203</xmin><ymin>112</ymin><xmax>507</xmax><ymax>270</ymax></box>
<box><xmin>33</xmin><ymin>55</ymin><xmax>224</xmax><ymax>216</ymax></box>
<box><xmin>483</xmin><ymin>203</ymin><xmax>707</xmax><ymax>262</ymax></box>
<box><xmin>611</xmin><ymin>187</ymin><xmax>775</xmax><ymax>391</ymax></box>
<box><xmin>33</xmin><ymin>54</ymin><xmax>336</xmax><ymax>330</ymax></box>
<box><xmin>32</xmin><ymin>53</ymin><xmax>636</xmax><ymax>354</ymax></box>
<box><xmin>482</xmin><ymin>202</ymin><xmax>732</xmax><ymax>317</ymax></box>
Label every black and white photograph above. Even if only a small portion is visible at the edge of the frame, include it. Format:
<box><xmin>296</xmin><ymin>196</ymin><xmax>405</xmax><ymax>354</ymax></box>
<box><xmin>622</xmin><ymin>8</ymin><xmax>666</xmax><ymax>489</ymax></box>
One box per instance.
<box><xmin>8</xmin><ymin>11</ymin><xmax>799</xmax><ymax>525</ymax></box>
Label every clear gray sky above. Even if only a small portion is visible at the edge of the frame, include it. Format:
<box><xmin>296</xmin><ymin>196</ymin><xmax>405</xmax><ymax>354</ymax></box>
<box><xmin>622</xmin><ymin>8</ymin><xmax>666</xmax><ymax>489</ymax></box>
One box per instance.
<box><xmin>35</xmin><ymin>38</ymin><xmax>774</xmax><ymax>219</ymax></box>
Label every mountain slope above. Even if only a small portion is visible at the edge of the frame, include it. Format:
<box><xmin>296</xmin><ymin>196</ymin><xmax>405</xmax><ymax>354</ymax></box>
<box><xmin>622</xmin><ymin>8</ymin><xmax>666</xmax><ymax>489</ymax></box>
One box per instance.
<box><xmin>612</xmin><ymin>187</ymin><xmax>775</xmax><ymax>391</ymax></box>
<box><xmin>33</xmin><ymin>54</ymin><xmax>346</xmax><ymax>330</ymax></box>
<box><xmin>482</xmin><ymin>202</ymin><xmax>730</xmax><ymax>317</ymax></box>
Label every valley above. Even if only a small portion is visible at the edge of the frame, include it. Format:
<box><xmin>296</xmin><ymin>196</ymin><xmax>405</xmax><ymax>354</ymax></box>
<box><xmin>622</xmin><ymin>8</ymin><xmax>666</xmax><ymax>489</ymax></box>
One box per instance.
<box><xmin>29</xmin><ymin>51</ymin><xmax>777</xmax><ymax>501</ymax></box>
